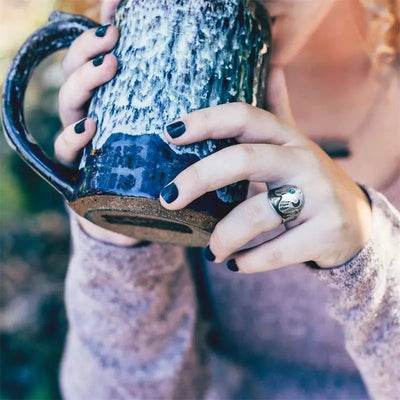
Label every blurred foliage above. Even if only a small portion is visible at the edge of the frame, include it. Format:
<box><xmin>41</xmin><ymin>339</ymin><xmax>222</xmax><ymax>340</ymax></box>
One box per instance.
<box><xmin>0</xmin><ymin>0</ymin><xmax>101</xmax><ymax>398</ymax></box>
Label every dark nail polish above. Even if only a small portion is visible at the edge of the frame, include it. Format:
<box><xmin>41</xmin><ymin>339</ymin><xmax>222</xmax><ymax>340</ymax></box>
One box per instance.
<box><xmin>160</xmin><ymin>183</ymin><xmax>179</xmax><ymax>204</ymax></box>
<box><xmin>93</xmin><ymin>54</ymin><xmax>105</xmax><ymax>67</ymax></box>
<box><xmin>227</xmin><ymin>259</ymin><xmax>239</xmax><ymax>272</ymax></box>
<box><xmin>95</xmin><ymin>24</ymin><xmax>111</xmax><ymax>38</ymax></box>
<box><xmin>204</xmin><ymin>245</ymin><xmax>216</xmax><ymax>262</ymax></box>
<box><xmin>74</xmin><ymin>118</ymin><xmax>86</xmax><ymax>134</ymax></box>
<box><xmin>166</xmin><ymin>121</ymin><xmax>186</xmax><ymax>139</ymax></box>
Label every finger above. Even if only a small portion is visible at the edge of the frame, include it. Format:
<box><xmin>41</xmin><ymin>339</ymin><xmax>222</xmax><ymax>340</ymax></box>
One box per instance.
<box><xmin>54</xmin><ymin>118</ymin><xmax>96</xmax><ymax>167</ymax></box>
<box><xmin>59</xmin><ymin>53</ymin><xmax>118</xmax><ymax>127</ymax></box>
<box><xmin>101</xmin><ymin>0</ymin><xmax>121</xmax><ymax>24</ymax></box>
<box><xmin>267</xmin><ymin>68</ymin><xmax>296</xmax><ymax>126</ymax></box>
<box><xmin>230</xmin><ymin>223</ymin><xmax>316</xmax><ymax>274</ymax></box>
<box><xmin>208</xmin><ymin>192</ymin><xmax>284</xmax><ymax>262</ymax></box>
<box><xmin>62</xmin><ymin>25</ymin><xmax>119</xmax><ymax>78</ymax></box>
<box><xmin>164</xmin><ymin>102</ymin><xmax>301</xmax><ymax>147</ymax></box>
<box><xmin>159</xmin><ymin>143</ymin><xmax>302</xmax><ymax>210</ymax></box>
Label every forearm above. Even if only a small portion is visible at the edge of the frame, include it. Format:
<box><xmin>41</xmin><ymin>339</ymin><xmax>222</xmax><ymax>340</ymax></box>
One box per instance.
<box><xmin>60</xmin><ymin>215</ymin><xmax>209</xmax><ymax>399</ymax></box>
<box><xmin>317</xmin><ymin>186</ymin><xmax>400</xmax><ymax>399</ymax></box>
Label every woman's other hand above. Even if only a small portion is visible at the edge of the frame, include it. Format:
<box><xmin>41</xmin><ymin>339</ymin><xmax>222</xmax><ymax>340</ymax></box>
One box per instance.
<box><xmin>160</xmin><ymin>69</ymin><xmax>373</xmax><ymax>271</ymax></box>
<box><xmin>55</xmin><ymin>3</ymin><xmax>140</xmax><ymax>246</ymax></box>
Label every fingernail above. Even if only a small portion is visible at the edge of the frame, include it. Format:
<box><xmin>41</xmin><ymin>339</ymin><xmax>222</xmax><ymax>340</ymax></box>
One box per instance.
<box><xmin>93</xmin><ymin>54</ymin><xmax>105</xmax><ymax>67</ymax></box>
<box><xmin>74</xmin><ymin>118</ymin><xmax>87</xmax><ymax>134</ymax></box>
<box><xmin>95</xmin><ymin>24</ymin><xmax>111</xmax><ymax>38</ymax></box>
<box><xmin>227</xmin><ymin>259</ymin><xmax>239</xmax><ymax>272</ymax></box>
<box><xmin>160</xmin><ymin>183</ymin><xmax>179</xmax><ymax>204</ymax></box>
<box><xmin>166</xmin><ymin>121</ymin><xmax>186</xmax><ymax>139</ymax></box>
<box><xmin>204</xmin><ymin>245</ymin><xmax>216</xmax><ymax>262</ymax></box>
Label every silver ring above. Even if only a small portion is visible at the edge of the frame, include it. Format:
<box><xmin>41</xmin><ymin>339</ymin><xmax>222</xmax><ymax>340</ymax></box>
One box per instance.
<box><xmin>268</xmin><ymin>185</ymin><xmax>305</xmax><ymax>224</ymax></box>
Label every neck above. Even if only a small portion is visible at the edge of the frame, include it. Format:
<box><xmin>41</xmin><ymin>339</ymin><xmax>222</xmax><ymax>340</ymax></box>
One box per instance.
<box><xmin>282</xmin><ymin>1</ymin><xmax>386</xmax><ymax>146</ymax></box>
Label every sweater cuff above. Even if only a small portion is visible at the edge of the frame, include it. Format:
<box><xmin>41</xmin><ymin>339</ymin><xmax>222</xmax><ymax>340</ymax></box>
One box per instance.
<box><xmin>69</xmin><ymin>212</ymin><xmax>185</xmax><ymax>280</ymax></box>
<box><xmin>316</xmin><ymin>185</ymin><xmax>400</xmax><ymax>301</ymax></box>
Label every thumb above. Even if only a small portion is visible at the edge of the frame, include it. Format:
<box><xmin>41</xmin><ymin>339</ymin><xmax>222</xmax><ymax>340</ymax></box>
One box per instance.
<box><xmin>267</xmin><ymin>68</ymin><xmax>296</xmax><ymax>126</ymax></box>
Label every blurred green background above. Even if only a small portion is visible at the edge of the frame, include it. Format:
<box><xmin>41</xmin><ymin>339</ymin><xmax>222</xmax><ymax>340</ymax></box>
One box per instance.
<box><xmin>1</xmin><ymin>1</ymin><xmax>99</xmax><ymax>398</ymax></box>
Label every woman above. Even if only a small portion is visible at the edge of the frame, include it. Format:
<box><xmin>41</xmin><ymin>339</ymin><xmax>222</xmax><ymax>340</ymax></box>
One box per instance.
<box><xmin>56</xmin><ymin>0</ymin><xmax>399</xmax><ymax>398</ymax></box>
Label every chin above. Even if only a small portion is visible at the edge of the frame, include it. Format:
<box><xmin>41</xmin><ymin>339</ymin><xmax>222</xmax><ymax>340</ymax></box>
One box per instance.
<box><xmin>270</xmin><ymin>52</ymin><xmax>290</xmax><ymax>67</ymax></box>
<box><xmin>270</xmin><ymin>45</ymin><xmax>301</xmax><ymax>67</ymax></box>
<box><xmin>269</xmin><ymin>26</ymin><xmax>317</xmax><ymax>67</ymax></box>
<box><xmin>269</xmin><ymin>23</ymin><xmax>306</xmax><ymax>68</ymax></box>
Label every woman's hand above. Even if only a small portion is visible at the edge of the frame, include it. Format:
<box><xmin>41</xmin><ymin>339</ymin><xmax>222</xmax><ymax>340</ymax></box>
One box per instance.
<box><xmin>55</xmin><ymin>1</ymin><xmax>140</xmax><ymax>246</ymax></box>
<box><xmin>160</xmin><ymin>69</ymin><xmax>373</xmax><ymax>272</ymax></box>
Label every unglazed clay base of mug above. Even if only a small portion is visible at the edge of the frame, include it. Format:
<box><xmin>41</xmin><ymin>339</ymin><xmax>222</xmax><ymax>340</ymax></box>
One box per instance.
<box><xmin>69</xmin><ymin>195</ymin><xmax>218</xmax><ymax>247</ymax></box>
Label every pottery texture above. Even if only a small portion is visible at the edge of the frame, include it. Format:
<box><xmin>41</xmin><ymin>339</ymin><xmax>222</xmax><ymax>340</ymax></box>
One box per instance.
<box><xmin>77</xmin><ymin>0</ymin><xmax>270</xmax><ymax>216</ymax></box>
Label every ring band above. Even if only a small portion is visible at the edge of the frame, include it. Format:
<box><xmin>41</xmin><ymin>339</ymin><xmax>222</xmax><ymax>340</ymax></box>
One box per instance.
<box><xmin>268</xmin><ymin>185</ymin><xmax>305</xmax><ymax>223</ymax></box>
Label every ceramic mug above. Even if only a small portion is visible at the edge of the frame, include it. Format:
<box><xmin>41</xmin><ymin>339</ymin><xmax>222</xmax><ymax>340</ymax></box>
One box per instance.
<box><xmin>2</xmin><ymin>0</ymin><xmax>271</xmax><ymax>246</ymax></box>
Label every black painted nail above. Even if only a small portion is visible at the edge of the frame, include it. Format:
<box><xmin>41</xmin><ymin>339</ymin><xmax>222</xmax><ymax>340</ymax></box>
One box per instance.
<box><xmin>160</xmin><ymin>183</ymin><xmax>179</xmax><ymax>204</ymax></box>
<box><xmin>204</xmin><ymin>245</ymin><xmax>216</xmax><ymax>262</ymax></box>
<box><xmin>166</xmin><ymin>121</ymin><xmax>186</xmax><ymax>139</ymax></box>
<box><xmin>227</xmin><ymin>259</ymin><xmax>239</xmax><ymax>272</ymax></box>
<box><xmin>93</xmin><ymin>54</ymin><xmax>105</xmax><ymax>67</ymax></box>
<box><xmin>95</xmin><ymin>24</ymin><xmax>111</xmax><ymax>38</ymax></box>
<box><xmin>74</xmin><ymin>118</ymin><xmax>87</xmax><ymax>134</ymax></box>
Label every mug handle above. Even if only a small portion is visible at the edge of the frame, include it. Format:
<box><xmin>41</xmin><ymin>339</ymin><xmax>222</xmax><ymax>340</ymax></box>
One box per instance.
<box><xmin>1</xmin><ymin>11</ymin><xmax>99</xmax><ymax>201</ymax></box>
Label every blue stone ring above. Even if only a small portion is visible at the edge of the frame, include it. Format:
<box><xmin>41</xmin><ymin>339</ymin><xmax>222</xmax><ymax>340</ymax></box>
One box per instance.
<box><xmin>267</xmin><ymin>185</ymin><xmax>305</xmax><ymax>224</ymax></box>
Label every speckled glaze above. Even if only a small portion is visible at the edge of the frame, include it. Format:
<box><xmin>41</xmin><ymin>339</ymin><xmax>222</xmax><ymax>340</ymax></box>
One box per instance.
<box><xmin>2</xmin><ymin>1</ymin><xmax>271</xmax><ymax>245</ymax></box>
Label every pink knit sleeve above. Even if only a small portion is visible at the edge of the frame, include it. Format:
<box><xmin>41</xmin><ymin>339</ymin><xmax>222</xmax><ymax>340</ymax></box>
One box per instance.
<box><xmin>317</xmin><ymin>186</ymin><xmax>400</xmax><ymax>399</ymax></box>
<box><xmin>60</xmin><ymin>215</ymin><xmax>209</xmax><ymax>399</ymax></box>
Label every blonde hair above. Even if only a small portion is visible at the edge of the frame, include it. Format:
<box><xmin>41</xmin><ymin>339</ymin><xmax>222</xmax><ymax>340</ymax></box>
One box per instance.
<box><xmin>360</xmin><ymin>0</ymin><xmax>400</xmax><ymax>70</ymax></box>
<box><xmin>57</xmin><ymin>0</ymin><xmax>101</xmax><ymax>21</ymax></box>
<box><xmin>60</xmin><ymin>0</ymin><xmax>399</xmax><ymax>70</ymax></box>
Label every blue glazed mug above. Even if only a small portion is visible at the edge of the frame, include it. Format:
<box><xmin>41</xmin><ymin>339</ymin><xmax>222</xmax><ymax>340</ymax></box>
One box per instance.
<box><xmin>2</xmin><ymin>0</ymin><xmax>271</xmax><ymax>246</ymax></box>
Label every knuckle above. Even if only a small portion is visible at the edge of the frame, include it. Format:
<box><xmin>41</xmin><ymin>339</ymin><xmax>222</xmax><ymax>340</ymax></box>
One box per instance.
<box><xmin>210</xmin><ymin>226</ymin><xmax>229</xmax><ymax>258</ymax></box>
<box><xmin>77</xmin><ymin>63</ymin><xmax>93</xmax><ymax>83</ymax></box>
<box><xmin>236</xmin><ymin>144</ymin><xmax>256</xmax><ymax>168</ymax></box>
<box><xmin>58</xmin><ymin>84</ymin><xmax>72</xmax><ymax>113</ymax></box>
<box><xmin>240</xmin><ymin>143</ymin><xmax>257</xmax><ymax>157</ymax></box>
<box><xmin>261</xmin><ymin>247</ymin><xmax>285</xmax><ymax>267</ymax></box>
<box><xmin>53</xmin><ymin>134</ymin><xmax>62</xmax><ymax>156</ymax></box>
<box><xmin>271</xmin><ymin>250</ymin><xmax>283</xmax><ymax>262</ymax></box>
<box><xmin>188</xmin><ymin>162</ymin><xmax>207</xmax><ymax>189</ymax></box>
<box><xmin>322</xmin><ymin>210</ymin><xmax>347</xmax><ymax>243</ymax></box>
<box><xmin>295</xmin><ymin>146</ymin><xmax>319</xmax><ymax>171</ymax></box>
<box><xmin>196</xmin><ymin>108</ymin><xmax>212</xmax><ymax>133</ymax></box>
<box><xmin>317</xmin><ymin>180</ymin><xmax>336</xmax><ymax>206</ymax></box>
<box><xmin>332</xmin><ymin>212</ymin><xmax>350</xmax><ymax>235</ymax></box>
<box><xmin>54</xmin><ymin>133</ymin><xmax>70</xmax><ymax>161</ymax></box>
<box><xmin>61</xmin><ymin>55</ymin><xmax>69</xmax><ymax>76</ymax></box>
<box><xmin>60</xmin><ymin>129</ymin><xmax>72</xmax><ymax>148</ymax></box>
<box><xmin>62</xmin><ymin>35</ymin><xmax>86</xmax><ymax>72</ymax></box>
<box><xmin>232</xmin><ymin>102</ymin><xmax>251</xmax><ymax>126</ymax></box>
<box><xmin>242</xmin><ymin>201</ymin><xmax>264</xmax><ymax>228</ymax></box>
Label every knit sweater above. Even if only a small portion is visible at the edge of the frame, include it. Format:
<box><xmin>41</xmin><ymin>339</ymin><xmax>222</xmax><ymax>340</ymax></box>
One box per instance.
<box><xmin>60</xmin><ymin>178</ymin><xmax>400</xmax><ymax>399</ymax></box>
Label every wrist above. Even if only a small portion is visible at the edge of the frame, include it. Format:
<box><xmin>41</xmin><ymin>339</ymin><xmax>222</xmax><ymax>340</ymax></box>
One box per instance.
<box><xmin>317</xmin><ymin>183</ymin><xmax>373</xmax><ymax>268</ymax></box>
<box><xmin>77</xmin><ymin>215</ymin><xmax>143</xmax><ymax>247</ymax></box>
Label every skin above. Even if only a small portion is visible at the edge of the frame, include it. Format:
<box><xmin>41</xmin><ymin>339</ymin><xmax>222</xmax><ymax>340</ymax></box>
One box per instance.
<box><xmin>260</xmin><ymin>0</ymin><xmax>336</xmax><ymax>67</ymax></box>
<box><xmin>55</xmin><ymin>0</ymin><xmax>393</xmax><ymax>270</ymax></box>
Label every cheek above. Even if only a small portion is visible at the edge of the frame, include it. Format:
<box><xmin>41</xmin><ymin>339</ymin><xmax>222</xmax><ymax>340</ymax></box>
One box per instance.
<box><xmin>270</xmin><ymin>1</ymin><xmax>335</xmax><ymax>66</ymax></box>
